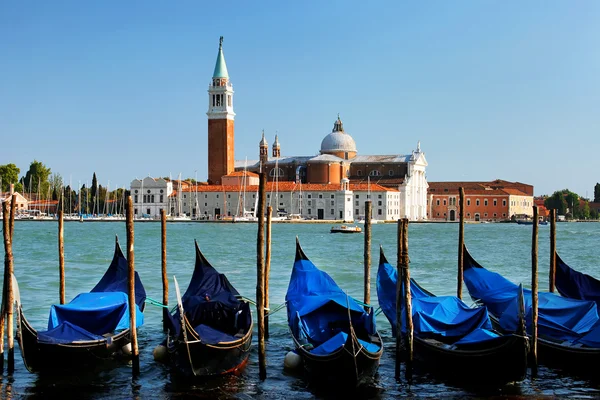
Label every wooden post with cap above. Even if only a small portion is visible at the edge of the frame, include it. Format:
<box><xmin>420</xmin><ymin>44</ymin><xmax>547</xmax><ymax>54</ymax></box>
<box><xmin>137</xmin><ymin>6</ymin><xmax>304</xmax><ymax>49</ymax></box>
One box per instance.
<box><xmin>401</xmin><ymin>218</ymin><xmax>413</xmax><ymax>381</ymax></box>
<box><xmin>265</xmin><ymin>205</ymin><xmax>272</xmax><ymax>340</ymax></box>
<box><xmin>256</xmin><ymin>172</ymin><xmax>267</xmax><ymax>380</ymax></box>
<box><xmin>58</xmin><ymin>210</ymin><xmax>66</xmax><ymax>304</ymax></box>
<box><xmin>531</xmin><ymin>206</ymin><xmax>539</xmax><ymax>377</ymax></box>
<box><xmin>364</xmin><ymin>201</ymin><xmax>372</xmax><ymax>312</ymax></box>
<box><xmin>394</xmin><ymin>219</ymin><xmax>403</xmax><ymax>380</ymax></box>
<box><xmin>126</xmin><ymin>196</ymin><xmax>140</xmax><ymax>376</ymax></box>
<box><xmin>161</xmin><ymin>209</ymin><xmax>168</xmax><ymax>332</ymax></box>
<box><xmin>458</xmin><ymin>187</ymin><xmax>465</xmax><ymax>300</ymax></box>
<box><xmin>549</xmin><ymin>209</ymin><xmax>556</xmax><ymax>293</ymax></box>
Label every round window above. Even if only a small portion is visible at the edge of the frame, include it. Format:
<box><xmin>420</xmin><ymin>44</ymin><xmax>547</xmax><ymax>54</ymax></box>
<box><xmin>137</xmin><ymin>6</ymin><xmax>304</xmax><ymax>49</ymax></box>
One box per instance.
<box><xmin>160</xmin><ymin>189</ymin><xmax>164</xmax><ymax>193</ymax></box>
<box><xmin>134</xmin><ymin>190</ymin><xmax>138</xmax><ymax>194</ymax></box>
<box><xmin>147</xmin><ymin>190</ymin><xmax>151</xmax><ymax>194</ymax></box>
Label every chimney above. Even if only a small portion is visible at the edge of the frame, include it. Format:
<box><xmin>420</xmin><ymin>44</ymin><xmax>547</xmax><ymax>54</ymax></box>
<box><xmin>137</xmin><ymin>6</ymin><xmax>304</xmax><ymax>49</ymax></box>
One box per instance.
<box><xmin>10</xmin><ymin>183</ymin><xmax>14</xmax><ymax>195</ymax></box>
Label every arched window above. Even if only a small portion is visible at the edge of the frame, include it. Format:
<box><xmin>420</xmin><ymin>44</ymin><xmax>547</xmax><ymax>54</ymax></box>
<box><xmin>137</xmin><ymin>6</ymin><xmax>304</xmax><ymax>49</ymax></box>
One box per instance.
<box><xmin>369</xmin><ymin>170</ymin><xmax>382</xmax><ymax>177</ymax></box>
<box><xmin>269</xmin><ymin>168</ymin><xmax>284</xmax><ymax>177</ymax></box>
<box><xmin>357</xmin><ymin>170</ymin><xmax>363</xmax><ymax>176</ymax></box>
<box><xmin>388</xmin><ymin>170</ymin><xmax>394</xmax><ymax>176</ymax></box>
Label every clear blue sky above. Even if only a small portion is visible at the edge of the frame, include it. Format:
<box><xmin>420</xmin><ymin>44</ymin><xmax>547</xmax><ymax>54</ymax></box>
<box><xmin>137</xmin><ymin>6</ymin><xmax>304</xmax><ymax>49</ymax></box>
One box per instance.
<box><xmin>1</xmin><ymin>1</ymin><xmax>598</xmax><ymax>197</ymax></box>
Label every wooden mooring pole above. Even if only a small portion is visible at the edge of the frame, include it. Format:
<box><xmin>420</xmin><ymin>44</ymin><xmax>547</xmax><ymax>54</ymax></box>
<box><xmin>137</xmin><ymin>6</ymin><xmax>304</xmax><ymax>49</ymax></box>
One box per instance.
<box><xmin>531</xmin><ymin>206</ymin><xmax>539</xmax><ymax>377</ymax></box>
<box><xmin>0</xmin><ymin>202</ymin><xmax>9</xmax><ymax>373</ymax></box>
<box><xmin>401</xmin><ymin>219</ymin><xmax>413</xmax><ymax>381</ymax></box>
<box><xmin>256</xmin><ymin>172</ymin><xmax>267</xmax><ymax>380</ymax></box>
<box><xmin>2</xmin><ymin>197</ymin><xmax>16</xmax><ymax>373</ymax></box>
<box><xmin>363</xmin><ymin>201</ymin><xmax>372</xmax><ymax>312</ymax></box>
<box><xmin>9</xmin><ymin>194</ymin><xmax>16</xmax><ymax>241</ymax></box>
<box><xmin>549</xmin><ymin>209</ymin><xmax>556</xmax><ymax>293</ymax></box>
<box><xmin>126</xmin><ymin>196</ymin><xmax>140</xmax><ymax>376</ymax></box>
<box><xmin>394</xmin><ymin>219</ymin><xmax>403</xmax><ymax>381</ymax></box>
<box><xmin>265</xmin><ymin>205</ymin><xmax>272</xmax><ymax>340</ymax></box>
<box><xmin>58</xmin><ymin>210</ymin><xmax>66</xmax><ymax>304</ymax></box>
<box><xmin>161</xmin><ymin>209</ymin><xmax>168</xmax><ymax>332</ymax></box>
<box><xmin>457</xmin><ymin>187</ymin><xmax>465</xmax><ymax>300</ymax></box>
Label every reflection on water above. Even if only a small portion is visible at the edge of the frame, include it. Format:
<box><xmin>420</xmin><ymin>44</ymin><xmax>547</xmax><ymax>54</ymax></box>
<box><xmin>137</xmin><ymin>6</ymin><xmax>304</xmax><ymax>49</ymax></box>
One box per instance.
<box><xmin>2</xmin><ymin>221</ymin><xmax>600</xmax><ymax>398</ymax></box>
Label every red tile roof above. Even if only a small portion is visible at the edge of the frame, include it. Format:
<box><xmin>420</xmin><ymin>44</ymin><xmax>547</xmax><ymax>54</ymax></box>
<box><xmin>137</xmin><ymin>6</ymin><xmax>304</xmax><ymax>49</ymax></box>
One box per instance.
<box><xmin>178</xmin><ymin>181</ymin><xmax>397</xmax><ymax>193</ymax></box>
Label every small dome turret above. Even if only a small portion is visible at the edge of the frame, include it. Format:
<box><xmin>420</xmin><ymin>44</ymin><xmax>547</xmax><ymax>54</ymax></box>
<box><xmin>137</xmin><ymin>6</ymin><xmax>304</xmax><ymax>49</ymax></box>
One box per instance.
<box><xmin>320</xmin><ymin>115</ymin><xmax>357</xmax><ymax>156</ymax></box>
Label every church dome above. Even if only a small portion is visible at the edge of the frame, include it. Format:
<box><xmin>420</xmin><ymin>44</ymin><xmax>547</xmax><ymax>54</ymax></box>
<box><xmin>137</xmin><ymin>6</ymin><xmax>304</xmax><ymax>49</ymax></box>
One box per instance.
<box><xmin>320</xmin><ymin>116</ymin><xmax>357</xmax><ymax>154</ymax></box>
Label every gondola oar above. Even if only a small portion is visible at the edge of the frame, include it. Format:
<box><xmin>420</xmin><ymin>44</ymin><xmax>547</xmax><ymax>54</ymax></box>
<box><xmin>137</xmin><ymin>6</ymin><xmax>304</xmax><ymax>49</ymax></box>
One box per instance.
<box><xmin>174</xmin><ymin>276</ymin><xmax>196</xmax><ymax>374</ymax></box>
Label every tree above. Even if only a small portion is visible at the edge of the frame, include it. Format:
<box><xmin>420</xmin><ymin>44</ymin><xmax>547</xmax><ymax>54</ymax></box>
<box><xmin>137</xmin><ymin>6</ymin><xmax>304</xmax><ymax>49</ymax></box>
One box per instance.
<box><xmin>22</xmin><ymin>160</ymin><xmax>51</xmax><ymax>198</ymax></box>
<box><xmin>91</xmin><ymin>173</ymin><xmax>98</xmax><ymax>214</ymax></box>
<box><xmin>580</xmin><ymin>201</ymin><xmax>591</xmax><ymax>220</ymax></box>
<box><xmin>544</xmin><ymin>191</ymin><xmax>567</xmax><ymax>215</ymax></box>
<box><xmin>0</xmin><ymin>163</ymin><xmax>20</xmax><ymax>192</ymax></box>
<box><xmin>565</xmin><ymin>192</ymin><xmax>579</xmax><ymax>219</ymax></box>
<box><xmin>595</xmin><ymin>183</ymin><xmax>600</xmax><ymax>203</ymax></box>
<box><xmin>49</xmin><ymin>173</ymin><xmax>63</xmax><ymax>196</ymax></box>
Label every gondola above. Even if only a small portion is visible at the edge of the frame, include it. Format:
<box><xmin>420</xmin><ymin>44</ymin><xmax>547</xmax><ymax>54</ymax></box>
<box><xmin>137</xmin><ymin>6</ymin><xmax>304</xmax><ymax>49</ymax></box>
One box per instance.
<box><xmin>462</xmin><ymin>244</ymin><xmax>600</xmax><ymax>372</ymax></box>
<box><xmin>17</xmin><ymin>236</ymin><xmax>146</xmax><ymax>372</ymax></box>
<box><xmin>555</xmin><ymin>252</ymin><xmax>600</xmax><ymax>306</ymax></box>
<box><xmin>376</xmin><ymin>247</ymin><xmax>528</xmax><ymax>384</ymax></box>
<box><xmin>285</xmin><ymin>237</ymin><xmax>383</xmax><ymax>385</ymax></box>
<box><xmin>164</xmin><ymin>240</ymin><xmax>253</xmax><ymax>377</ymax></box>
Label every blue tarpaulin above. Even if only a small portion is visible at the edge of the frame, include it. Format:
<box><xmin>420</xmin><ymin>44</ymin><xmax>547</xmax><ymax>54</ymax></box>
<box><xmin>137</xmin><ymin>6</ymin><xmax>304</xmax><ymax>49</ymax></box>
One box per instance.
<box><xmin>555</xmin><ymin>253</ymin><xmax>600</xmax><ymax>306</ymax></box>
<box><xmin>166</xmin><ymin>241</ymin><xmax>252</xmax><ymax>344</ymax></box>
<box><xmin>286</xmin><ymin>242</ymin><xmax>378</xmax><ymax>355</ymax></box>
<box><xmin>38</xmin><ymin>321</ymin><xmax>105</xmax><ymax>345</ymax></box>
<box><xmin>377</xmin><ymin>253</ymin><xmax>500</xmax><ymax>345</ymax></box>
<box><xmin>48</xmin><ymin>292</ymin><xmax>143</xmax><ymax>334</ymax></box>
<box><xmin>463</xmin><ymin>246</ymin><xmax>600</xmax><ymax>347</ymax></box>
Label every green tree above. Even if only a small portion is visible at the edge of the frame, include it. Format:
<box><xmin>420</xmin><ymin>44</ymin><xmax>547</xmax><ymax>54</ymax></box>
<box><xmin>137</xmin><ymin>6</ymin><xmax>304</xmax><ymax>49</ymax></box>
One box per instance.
<box><xmin>49</xmin><ymin>173</ymin><xmax>63</xmax><ymax>196</ymax></box>
<box><xmin>544</xmin><ymin>191</ymin><xmax>567</xmax><ymax>215</ymax></box>
<box><xmin>580</xmin><ymin>201</ymin><xmax>591</xmax><ymax>220</ymax></box>
<box><xmin>595</xmin><ymin>183</ymin><xmax>600</xmax><ymax>203</ymax></box>
<box><xmin>565</xmin><ymin>192</ymin><xmax>579</xmax><ymax>219</ymax></box>
<box><xmin>22</xmin><ymin>160</ymin><xmax>52</xmax><ymax>198</ymax></box>
<box><xmin>0</xmin><ymin>163</ymin><xmax>21</xmax><ymax>192</ymax></box>
<box><xmin>91</xmin><ymin>173</ymin><xmax>98</xmax><ymax>214</ymax></box>
<box><xmin>591</xmin><ymin>208</ymin><xmax>599</xmax><ymax>220</ymax></box>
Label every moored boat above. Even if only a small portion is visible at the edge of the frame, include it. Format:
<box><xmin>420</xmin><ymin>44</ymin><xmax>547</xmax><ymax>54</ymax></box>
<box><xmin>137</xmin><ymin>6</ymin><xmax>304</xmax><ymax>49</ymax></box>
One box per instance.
<box><xmin>17</xmin><ymin>236</ymin><xmax>146</xmax><ymax>372</ymax></box>
<box><xmin>555</xmin><ymin>252</ymin><xmax>600</xmax><ymax>306</ymax></box>
<box><xmin>330</xmin><ymin>225</ymin><xmax>362</xmax><ymax>234</ymax></box>
<box><xmin>285</xmin><ymin>238</ymin><xmax>382</xmax><ymax>385</ymax></box>
<box><xmin>377</xmin><ymin>247</ymin><xmax>528</xmax><ymax>384</ymax></box>
<box><xmin>164</xmin><ymin>240</ymin><xmax>253</xmax><ymax>377</ymax></box>
<box><xmin>462</xmin><ymin>244</ymin><xmax>600</xmax><ymax>374</ymax></box>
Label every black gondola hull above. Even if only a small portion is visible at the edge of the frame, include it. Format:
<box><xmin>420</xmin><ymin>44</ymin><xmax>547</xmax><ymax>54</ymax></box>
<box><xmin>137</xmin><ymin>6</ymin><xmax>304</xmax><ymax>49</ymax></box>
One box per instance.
<box><xmin>18</xmin><ymin>307</ymin><xmax>131</xmax><ymax>372</ymax></box>
<box><xmin>292</xmin><ymin>331</ymin><xmax>383</xmax><ymax>385</ymax></box>
<box><xmin>167</xmin><ymin>321</ymin><xmax>253</xmax><ymax>377</ymax></box>
<box><xmin>412</xmin><ymin>334</ymin><xmax>529</xmax><ymax>384</ymax></box>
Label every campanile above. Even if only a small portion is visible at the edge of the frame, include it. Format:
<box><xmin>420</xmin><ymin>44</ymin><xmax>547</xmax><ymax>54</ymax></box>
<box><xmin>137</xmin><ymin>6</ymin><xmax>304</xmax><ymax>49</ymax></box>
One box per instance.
<box><xmin>207</xmin><ymin>36</ymin><xmax>235</xmax><ymax>184</ymax></box>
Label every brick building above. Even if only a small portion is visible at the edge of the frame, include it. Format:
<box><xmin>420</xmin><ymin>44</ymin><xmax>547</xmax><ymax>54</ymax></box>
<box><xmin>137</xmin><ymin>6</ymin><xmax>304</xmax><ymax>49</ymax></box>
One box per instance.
<box><xmin>428</xmin><ymin>180</ymin><xmax>534</xmax><ymax>222</ymax></box>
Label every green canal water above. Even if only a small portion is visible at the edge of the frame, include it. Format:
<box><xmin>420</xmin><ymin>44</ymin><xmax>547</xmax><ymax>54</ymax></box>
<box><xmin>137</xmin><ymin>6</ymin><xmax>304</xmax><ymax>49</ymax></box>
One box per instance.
<box><xmin>2</xmin><ymin>221</ymin><xmax>600</xmax><ymax>399</ymax></box>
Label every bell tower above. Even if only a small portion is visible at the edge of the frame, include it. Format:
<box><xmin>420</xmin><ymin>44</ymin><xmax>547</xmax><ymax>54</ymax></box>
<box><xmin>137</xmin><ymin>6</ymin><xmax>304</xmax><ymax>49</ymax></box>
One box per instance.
<box><xmin>207</xmin><ymin>36</ymin><xmax>235</xmax><ymax>185</ymax></box>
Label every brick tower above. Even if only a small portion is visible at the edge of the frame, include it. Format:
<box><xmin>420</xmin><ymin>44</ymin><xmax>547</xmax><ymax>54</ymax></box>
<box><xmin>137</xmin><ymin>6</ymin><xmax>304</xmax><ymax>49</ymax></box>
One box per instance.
<box><xmin>207</xmin><ymin>36</ymin><xmax>235</xmax><ymax>185</ymax></box>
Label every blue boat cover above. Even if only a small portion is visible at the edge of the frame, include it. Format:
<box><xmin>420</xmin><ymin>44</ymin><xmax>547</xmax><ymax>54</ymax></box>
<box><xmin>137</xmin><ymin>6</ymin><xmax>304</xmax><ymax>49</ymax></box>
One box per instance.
<box><xmin>48</xmin><ymin>292</ymin><xmax>143</xmax><ymax>333</ymax></box>
<box><xmin>310</xmin><ymin>331</ymin><xmax>381</xmax><ymax>355</ymax></box>
<box><xmin>463</xmin><ymin>246</ymin><xmax>600</xmax><ymax>347</ymax></box>
<box><xmin>166</xmin><ymin>241</ymin><xmax>252</xmax><ymax>343</ymax></box>
<box><xmin>285</xmin><ymin>240</ymin><xmax>378</xmax><ymax>355</ymax></box>
<box><xmin>377</xmin><ymin>253</ymin><xmax>498</xmax><ymax>345</ymax></box>
<box><xmin>91</xmin><ymin>239</ymin><xmax>147</xmax><ymax>309</ymax></box>
<box><xmin>555</xmin><ymin>253</ymin><xmax>600</xmax><ymax>306</ymax></box>
<box><xmin>38</xmin><ymin>321</ymin><xmax>105</xmax><ymax>345</ymax></box>
<box><xmin>193</xmin><ymin>324</ymin><xmax>238</xmax><ymax>345</ymax></box>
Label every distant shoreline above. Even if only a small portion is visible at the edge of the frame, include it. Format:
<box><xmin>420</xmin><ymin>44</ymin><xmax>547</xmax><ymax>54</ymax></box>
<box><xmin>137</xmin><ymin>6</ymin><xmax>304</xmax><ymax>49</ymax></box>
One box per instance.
<box><xmin>8</xmin><ymin>218</ymin><xmax>600</xmax><ymax>224</ymax></box>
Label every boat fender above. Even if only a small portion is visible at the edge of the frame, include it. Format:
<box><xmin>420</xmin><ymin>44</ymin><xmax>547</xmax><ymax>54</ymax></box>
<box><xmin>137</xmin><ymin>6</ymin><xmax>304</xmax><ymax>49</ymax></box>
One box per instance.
<box><xmin>153</xmin><ymin>344</ymin><xmax>169</xmax><ymax>363</ymax></box>
<box><xmin>284</xmin><ymin>350</ymin><xmax>302</xmax><ymax>370</ymax></box>
<box><xmin>122</xmin><ymin>343</ymin><xmax>132</xmax><ymax>356</ymax></box>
